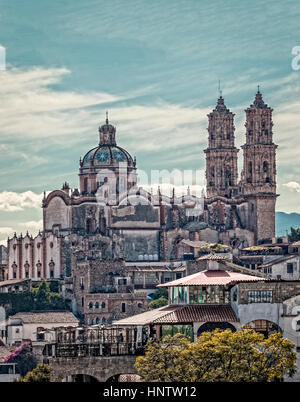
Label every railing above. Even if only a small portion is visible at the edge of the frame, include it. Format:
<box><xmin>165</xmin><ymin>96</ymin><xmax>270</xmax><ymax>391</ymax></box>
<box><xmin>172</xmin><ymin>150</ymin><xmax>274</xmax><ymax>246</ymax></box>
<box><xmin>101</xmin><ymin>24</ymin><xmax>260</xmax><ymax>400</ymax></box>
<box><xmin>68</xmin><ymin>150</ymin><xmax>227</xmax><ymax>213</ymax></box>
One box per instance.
<box><xmin>45</xmin><ymin>342</ymin><xmax>145</xmax><ymax>358</ymax></box>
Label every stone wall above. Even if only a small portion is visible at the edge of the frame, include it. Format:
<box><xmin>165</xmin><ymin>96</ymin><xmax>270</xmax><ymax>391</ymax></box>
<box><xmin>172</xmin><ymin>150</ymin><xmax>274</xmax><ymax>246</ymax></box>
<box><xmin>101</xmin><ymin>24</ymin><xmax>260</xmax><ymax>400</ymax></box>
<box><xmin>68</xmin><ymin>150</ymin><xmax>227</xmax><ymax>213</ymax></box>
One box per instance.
<box><xmin>50</xmin><ymin>355</ymin><xmax>138</xmax><ymax>382</ymax></box>
<box><xmin>238</xmin><ymin>281</ymin><xmax>300</xmax><ymax>304</ymax></box>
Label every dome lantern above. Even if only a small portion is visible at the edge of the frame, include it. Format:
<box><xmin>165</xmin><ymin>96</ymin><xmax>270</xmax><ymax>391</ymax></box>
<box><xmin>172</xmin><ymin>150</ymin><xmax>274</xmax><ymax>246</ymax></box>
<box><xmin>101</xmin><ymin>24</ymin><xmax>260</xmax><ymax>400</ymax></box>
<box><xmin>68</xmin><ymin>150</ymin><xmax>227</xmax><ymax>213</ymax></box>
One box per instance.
<box><xmin>98</xmin><ymin>111</ymin><xmax>116</xmax><ymax>146</ymax></box>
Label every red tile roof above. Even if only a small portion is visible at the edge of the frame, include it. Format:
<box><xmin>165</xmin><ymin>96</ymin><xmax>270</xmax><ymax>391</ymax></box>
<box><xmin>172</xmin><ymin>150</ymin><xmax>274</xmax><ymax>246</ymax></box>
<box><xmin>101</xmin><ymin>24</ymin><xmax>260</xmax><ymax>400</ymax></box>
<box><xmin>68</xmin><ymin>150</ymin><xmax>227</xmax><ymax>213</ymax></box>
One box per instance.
<box><xmin>152</xmin><ymin>304</ymin><xmax>239</xmax><ymax>324</ymax></box>
<box><xmin>158</xmin><ymin>269</ymin><xmax>265</xmax><ymax>287</ymax></box>
<box><xmin>113</xmin><ymin>304</ymin><xmax>239</xmax><ymax>326</ymax></box>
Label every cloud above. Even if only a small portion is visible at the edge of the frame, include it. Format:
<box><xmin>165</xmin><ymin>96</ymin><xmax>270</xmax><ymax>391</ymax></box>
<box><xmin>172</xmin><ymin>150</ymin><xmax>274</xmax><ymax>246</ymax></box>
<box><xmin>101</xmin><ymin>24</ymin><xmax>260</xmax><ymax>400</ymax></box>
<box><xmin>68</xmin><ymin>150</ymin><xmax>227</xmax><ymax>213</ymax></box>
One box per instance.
<box><xmin>282</xmin><ymin>182</ymin><xmax>300</xmax><ymax>193</ymax></box>
<box><xmin>0</xmin><ymin>191</ymin><xmax>44</xmax><ymax>211</ymax></box>
<box><xmin>0</xmin><ymin>67</ymin><xmax>123</xmax><ymax>140</ymax></box>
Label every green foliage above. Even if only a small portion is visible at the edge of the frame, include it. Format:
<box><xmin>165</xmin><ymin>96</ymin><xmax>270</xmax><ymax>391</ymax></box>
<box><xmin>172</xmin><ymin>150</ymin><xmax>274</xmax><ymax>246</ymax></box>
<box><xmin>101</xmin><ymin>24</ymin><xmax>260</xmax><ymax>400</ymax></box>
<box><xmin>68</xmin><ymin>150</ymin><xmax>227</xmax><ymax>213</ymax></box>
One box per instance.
<box><xmin>288</xmin><ymin>227</ymin><xmax>300</xmax><ymax>242</ymax></box>
<box><xmin>135</xmin><ymin>329</ymin><xmax>297</xmax><ymax>382</ymax></box>
<box><xmin>149</xmin><ymin>297</ymin><xmax>168</xmax><ymax>309</ymax></box>
<box><xmin>0</xmin><ymin>292</ymin><xmax>35</xmax><ymax>315</ymax></box>
<box><xmin>150</xmin><ymin>288</ymin><xmax>168</xmax><ymax>300</ymax></box>
<box><xmin>0</xmin><ymin>281</ymin><xmax>66</xmax><ymax>314</ymax></box>
<box><xmin>35</xmin><ymin>281</ymin><xmax>66</xmax><ymax>310</ymax></box>
<box><xmin>49</xmin><ymin>280</ymin><xmax>60</xmax><ymax>293</ymax></box>
<box><xmin>35</xmin><ymin>281</ymin><xmax>51</xmax><ymax>310</ymax></box>
<box><xmin>17</xmin><ymin>364</ymin><xmax>51</xmax><ymax>382</ymax></box>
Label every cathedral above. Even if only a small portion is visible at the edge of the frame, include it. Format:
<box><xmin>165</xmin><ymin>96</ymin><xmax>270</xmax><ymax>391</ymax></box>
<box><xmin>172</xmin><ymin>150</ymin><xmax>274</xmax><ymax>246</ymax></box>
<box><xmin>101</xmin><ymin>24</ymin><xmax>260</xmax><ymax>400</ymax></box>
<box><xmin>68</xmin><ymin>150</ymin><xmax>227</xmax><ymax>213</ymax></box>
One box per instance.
<box><xmin>8</xmin><ymin>89</ymin><xmax>277</xmax><ymax>280</ymax></box>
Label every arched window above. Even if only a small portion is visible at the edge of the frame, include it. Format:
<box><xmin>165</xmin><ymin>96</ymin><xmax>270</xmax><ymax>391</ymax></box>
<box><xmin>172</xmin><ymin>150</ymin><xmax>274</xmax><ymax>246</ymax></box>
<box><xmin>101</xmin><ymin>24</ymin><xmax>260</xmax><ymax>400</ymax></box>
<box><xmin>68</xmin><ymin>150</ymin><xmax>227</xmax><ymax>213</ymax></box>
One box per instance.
<box><xmin>88</xmin><ymin>302</ymin><xmax>93</xmax><ymax>309</ymax></box>
<box><xmin>95</xmin><ymin>317</ymin><xmax>99</xmax><ymax>324</ymax></box>
<box><xmin>263</xmin><ymin>161</ymin><xmax>268</xmax><ymax>173</ymax></box>
<box><xmin>101</xmin><ymin>302</ymin><xmax>106</xmax><ymax>309</ymax></box>
<box><xmin>95</xmin><ymin>302</ymin><xmax>99</xmax><ymax>309</ymax></box>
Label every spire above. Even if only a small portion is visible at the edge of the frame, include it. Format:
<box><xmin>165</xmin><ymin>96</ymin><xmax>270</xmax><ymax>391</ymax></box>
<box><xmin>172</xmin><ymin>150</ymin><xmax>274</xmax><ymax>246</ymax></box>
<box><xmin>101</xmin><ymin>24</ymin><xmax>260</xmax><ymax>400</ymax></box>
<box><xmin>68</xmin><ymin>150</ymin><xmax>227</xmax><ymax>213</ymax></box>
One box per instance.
<box><xmin>98</xmin><ymin>112</ymin><xmax>116</xmax><ymax>145</ymax></box>
<box><xmin>253</xmin><ymin>86</ymin><xmax>268</xmax><ymax>109</ymax></box>
<box><xmin>218</xmin><ymin>79</ymin><xmax>222</xmax><ymax>97</ymax></box>
<box><xmin>213</xmin><ymin>93</ymin><xmax>230</xmax><ymax>114</ymax></box>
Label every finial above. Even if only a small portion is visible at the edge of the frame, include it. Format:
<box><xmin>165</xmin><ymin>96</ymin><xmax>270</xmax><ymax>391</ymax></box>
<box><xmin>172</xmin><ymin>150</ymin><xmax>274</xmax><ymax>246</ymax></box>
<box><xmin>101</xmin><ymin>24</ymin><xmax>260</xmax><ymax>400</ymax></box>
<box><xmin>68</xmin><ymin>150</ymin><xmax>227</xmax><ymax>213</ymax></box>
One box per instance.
<box><xmin>218</xmin><ymin>80</ymin><xmax>222</xmax><ymax>97</ymax></box>
<box><xmin>106</xmin><ymin>111</ymin><xmax>109</xmax><ymax>124</ymax></box>
<box><xmin>257</xmin><ymin>84</ymin><xmax>260</xmax><ymax>93</ymax></box>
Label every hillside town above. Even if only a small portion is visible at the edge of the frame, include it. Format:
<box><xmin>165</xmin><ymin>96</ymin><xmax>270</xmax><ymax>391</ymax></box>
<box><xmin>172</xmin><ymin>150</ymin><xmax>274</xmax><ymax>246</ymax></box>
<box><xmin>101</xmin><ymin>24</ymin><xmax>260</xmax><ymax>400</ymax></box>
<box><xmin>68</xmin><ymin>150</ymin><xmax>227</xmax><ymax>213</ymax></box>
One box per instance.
<box><xmin>0</xmin><ymin>91</ymin><xmax>300</xmax><ymax>382</ymax></box>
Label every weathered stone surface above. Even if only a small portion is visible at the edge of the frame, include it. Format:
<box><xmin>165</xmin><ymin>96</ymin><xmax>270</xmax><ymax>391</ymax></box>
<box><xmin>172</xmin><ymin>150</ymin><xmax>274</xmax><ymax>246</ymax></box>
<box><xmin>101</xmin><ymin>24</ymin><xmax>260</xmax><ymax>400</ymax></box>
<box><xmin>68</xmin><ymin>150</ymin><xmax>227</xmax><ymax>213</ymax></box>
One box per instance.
<box><xmin>49</xmin><ymin>355</ymin><xmax>138</xmax><ymax>382</ymax></box>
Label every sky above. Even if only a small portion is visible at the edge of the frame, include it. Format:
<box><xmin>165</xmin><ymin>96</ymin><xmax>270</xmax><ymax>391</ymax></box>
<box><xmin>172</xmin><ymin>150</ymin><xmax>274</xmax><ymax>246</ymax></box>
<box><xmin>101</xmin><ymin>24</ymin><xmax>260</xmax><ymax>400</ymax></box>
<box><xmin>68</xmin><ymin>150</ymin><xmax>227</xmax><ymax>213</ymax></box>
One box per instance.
<box><xmin>0</xmin><ymin>0</ymin><xmax>300</xmax><ymax>244</ymax></box>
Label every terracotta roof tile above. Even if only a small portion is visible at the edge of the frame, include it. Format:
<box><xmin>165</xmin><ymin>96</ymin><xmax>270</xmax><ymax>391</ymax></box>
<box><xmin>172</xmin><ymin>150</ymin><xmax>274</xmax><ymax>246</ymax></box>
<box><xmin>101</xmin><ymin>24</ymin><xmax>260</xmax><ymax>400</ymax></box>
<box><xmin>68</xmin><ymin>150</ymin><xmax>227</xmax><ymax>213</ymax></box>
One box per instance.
<box><xmin>113</xmin><ymin>304</ymin><xmax>239</xmax><ymax>326</ymax></box>
<box><xmin>9</xmin><ymin>311</ymin><xmax>79</xmax><ymax>324</ymax></box>
<box><xmin>158</xmin><ymin>269</ymin><xmax>265</xmax><ymax>287</ymax></box>
<box><xmin>153</xmin><ymin>305</ymin><xmax>239</xmax><ymax>324</ymax></box>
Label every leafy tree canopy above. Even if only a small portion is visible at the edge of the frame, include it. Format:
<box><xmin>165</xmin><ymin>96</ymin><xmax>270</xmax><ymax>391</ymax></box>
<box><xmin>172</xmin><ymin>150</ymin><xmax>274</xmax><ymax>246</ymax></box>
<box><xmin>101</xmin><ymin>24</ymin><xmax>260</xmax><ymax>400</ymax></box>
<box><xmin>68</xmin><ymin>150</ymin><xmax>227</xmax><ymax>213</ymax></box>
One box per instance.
<box><xmin>288</xmin><ymin>227</ymin><xmax>300</xmax><ymax>242</ymax></box>
<box><xmin>17</xmin><ymin>364</ymin><xmax>50</xmax><ymax>382</ymax></box>
<box><xmin>135</xmin><ymin>329</ymin><xmax>297</xmax><ymax>382</ymax></box>
<box><xmin>149</xmin><ymin>297</ymin><xmax>168</xmax><ymax>309</ymax></box>
<box><xmin>150</xmin><ymin>288</ymin><xmax>168</xmax><ymax>300</ymax></box>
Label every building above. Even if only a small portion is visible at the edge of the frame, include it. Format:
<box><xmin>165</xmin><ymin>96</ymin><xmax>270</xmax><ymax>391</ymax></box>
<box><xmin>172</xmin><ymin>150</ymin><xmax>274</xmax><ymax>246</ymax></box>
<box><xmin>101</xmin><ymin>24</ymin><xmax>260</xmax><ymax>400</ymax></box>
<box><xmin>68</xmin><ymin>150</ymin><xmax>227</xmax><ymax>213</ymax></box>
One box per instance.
<box><xmin>0</xmin><ymin>278</ymin><xmax>31</xmax><ymax>294</ymax></box>
<box><xmin>0</xmin><ymin>246</ymin><xmax>8</xmax><ymax>282</ymax></box>
<box><xmin>5</xmin><ymin>311</ymin><xmax>79</xmax><ymax>346</ymax></box>
<box><xmin>0</xmin><ymin>345</ymin><xmax>20</xmax><ymax>382</ymax></box>
<box><xmin>7</xmin><ymin>90</ymin><xmax>277</xmax><ymax>280</ymax></box>
<box><xmin>71</xmin><ymin>254</ymin><xmax>148</xmax><ymax>324</ymax></box>
<box><xmin>113</xmin><ymin>263</ymin><xmax>300</xmax><ymax>380</ymax></box>
<box><xmin>261</xmin><ymin>255</ymin><xmax>300</xmax><ymax>280</ymax></box>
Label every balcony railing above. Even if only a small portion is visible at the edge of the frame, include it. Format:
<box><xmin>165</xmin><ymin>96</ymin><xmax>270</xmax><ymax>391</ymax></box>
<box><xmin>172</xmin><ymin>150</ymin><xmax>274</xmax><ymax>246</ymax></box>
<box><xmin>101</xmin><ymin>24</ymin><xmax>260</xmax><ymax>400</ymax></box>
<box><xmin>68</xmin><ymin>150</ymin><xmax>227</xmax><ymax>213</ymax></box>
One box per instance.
<box><xmin>44</xmin><ymin>342</ymin><xmax>145</xmax><ymax>358</ymax></box>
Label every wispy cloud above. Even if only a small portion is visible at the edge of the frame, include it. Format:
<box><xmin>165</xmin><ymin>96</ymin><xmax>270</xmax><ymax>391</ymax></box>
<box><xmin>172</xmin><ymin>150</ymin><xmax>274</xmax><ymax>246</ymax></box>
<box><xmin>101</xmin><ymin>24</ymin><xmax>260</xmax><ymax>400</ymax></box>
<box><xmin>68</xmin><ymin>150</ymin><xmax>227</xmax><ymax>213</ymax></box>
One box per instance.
<box><xmin>282</xmin><ymin>182</ymin><xmax>300</xmax><ymax>193</ymax></box>
<box><xmin>0</xmin><ymin>191</ymin><xmax>43</xmax><ymax>211</ymax></box>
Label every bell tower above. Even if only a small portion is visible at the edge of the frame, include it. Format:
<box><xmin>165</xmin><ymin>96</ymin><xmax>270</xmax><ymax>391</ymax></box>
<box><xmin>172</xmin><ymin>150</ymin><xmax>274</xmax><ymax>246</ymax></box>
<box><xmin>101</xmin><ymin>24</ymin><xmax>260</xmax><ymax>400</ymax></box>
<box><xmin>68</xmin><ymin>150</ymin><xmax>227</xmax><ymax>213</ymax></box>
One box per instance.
<box><xmin>205</xmin><ymin>95</ymin><xmax>239</xmax><ymax>198</ymax></box>
<box><xmin>241</xmin><ymin>89</ymin><xmax>277</xmax><ymax>241</ymax></box>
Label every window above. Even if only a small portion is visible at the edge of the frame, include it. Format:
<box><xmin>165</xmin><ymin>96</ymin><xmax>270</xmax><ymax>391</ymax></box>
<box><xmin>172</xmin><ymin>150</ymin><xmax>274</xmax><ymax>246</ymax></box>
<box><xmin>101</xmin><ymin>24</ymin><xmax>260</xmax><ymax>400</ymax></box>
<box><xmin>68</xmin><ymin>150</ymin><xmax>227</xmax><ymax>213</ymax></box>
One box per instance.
<box><xmin>88</xmin><ymin>302</ymin><xmax>93</xmax><ymax>309</ymax></box>
<box><xmin>38</xmin><ymin>271</ymin><xmax>41</xmax><ymax>278</ymax></box>
<box><xmin>80</xmin><ymin>277</ymin><xmax>84</xmax><ymax>290</ymax></box>
<box><xmin>188</xmin><ymin>285</ymin><xmax>229</xmax><ymax>304</ymax></box>
<box><xmin>25</xmin><ymin>272</ymin><xmax>29</xmax><ymax>278</ymax></box>
<box><xmin>287</xmin><ymin>263</ymin><xmax>294</xmax><ymax>274</ymax></box>
<box><xmin>81</xmin><ymin>297</ymin><xmax>84</xmax><ymax>307</ymax></box>
<box><xmin>50</xmin><ymin>270</ymin><xmax>54</xmax><ymax>278</ymax></box>
<box><xmin>121</xmin><ymin>303</ymin><xmax>126</xmax><ymax>313</ymax></box>
<box><xmin>101</xmin><ymin>302</ymin><xmax>106</xmax><ymax>309</ymax></box>
<box><xmin>95</xmin><ymin>302</ymin><xmax>99</xmax><ymax>309</ymax></box>
<box><xmin>248</xmin><ymin>290</ymin><xmax>272</xmax><ymax>303</ymax></box>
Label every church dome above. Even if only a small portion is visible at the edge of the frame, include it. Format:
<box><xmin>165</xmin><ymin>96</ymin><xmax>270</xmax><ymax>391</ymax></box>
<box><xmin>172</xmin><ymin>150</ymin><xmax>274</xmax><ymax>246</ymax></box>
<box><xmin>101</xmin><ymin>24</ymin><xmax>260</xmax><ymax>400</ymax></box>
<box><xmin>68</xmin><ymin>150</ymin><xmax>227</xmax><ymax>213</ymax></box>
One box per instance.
<box><xmin>82</xmin><ymin>144</ymin><xmax>135</xmax><ymax>168</ymax></box>
<box><xmin>80</xmin><ymin>113</ymin><xmax>136</xmax><ymax>170</ymax></box>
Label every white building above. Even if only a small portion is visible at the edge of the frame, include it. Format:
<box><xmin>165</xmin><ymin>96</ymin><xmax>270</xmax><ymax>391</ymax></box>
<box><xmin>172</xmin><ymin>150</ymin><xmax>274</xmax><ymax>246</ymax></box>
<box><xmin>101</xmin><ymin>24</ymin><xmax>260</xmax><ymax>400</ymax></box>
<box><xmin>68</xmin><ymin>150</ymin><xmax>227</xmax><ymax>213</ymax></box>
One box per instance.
<box><xmin>6</xmin><ymin>311</ymin><xmax>79</xmax><ymax>346</ymax></box>
<box><xmin>261</xmin><ymin>255</ymin><xmax>300</xmax><ymax>280</ymax></box>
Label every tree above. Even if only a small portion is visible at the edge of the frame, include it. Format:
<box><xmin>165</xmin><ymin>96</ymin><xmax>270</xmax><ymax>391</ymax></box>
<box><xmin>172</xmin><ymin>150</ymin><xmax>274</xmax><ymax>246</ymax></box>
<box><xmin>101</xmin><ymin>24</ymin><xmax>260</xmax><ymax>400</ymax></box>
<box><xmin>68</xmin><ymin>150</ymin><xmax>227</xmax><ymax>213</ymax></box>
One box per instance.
<box><xmin>149</xmin><ymin>297</ymin><xmax>168</xmax><ymax>309</ymax></box>
<box><xmin>135</xmin><ymin>329</ymin><xmax>297</xmax><ymax>382</ymax></box>
<box><xmin>288</xmin><ymin>227</ymin><xmax>300</xmax><ymax>242</ymax></box>
<box><xmin>18</xmin><ymin>364</ymin><xmax>51</xmax><ymax>382</ymax></box>
<box><xmin>150</xmin><ymin>288</ymin><xmax>168</xmax><ymax>300</ymax></box>
<box><xmin>34</xmin><ymin>281</ymin><xmax>51</xmax><ymax>310</ymax></box>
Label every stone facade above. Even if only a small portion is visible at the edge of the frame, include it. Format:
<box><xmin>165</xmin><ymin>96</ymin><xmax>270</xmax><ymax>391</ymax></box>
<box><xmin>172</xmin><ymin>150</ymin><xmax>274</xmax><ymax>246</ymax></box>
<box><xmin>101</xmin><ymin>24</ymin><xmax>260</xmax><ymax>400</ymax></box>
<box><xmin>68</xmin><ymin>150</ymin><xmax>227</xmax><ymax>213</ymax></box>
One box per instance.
<box><xmin>8</xmin><ymin>91</ymin><xmax>277</xmax><ymax>279</ymax></box>
<box><xmin>72</xmin><ymin>256</ymin><xmax>148</xmax><ymax>324</ymax></box>
<box><xmin>50</xmin><ymin>355</ymin><xmax>138</xmax><ymax>382</ymax></box>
